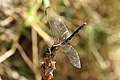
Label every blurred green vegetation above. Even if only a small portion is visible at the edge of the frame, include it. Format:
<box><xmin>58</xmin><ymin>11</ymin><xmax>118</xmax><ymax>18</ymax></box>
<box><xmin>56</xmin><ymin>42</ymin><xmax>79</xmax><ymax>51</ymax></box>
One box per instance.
<box><xmin>0</xmin><ymin>0</ymin><xmax>120</xmax><ymax>80</ymax></box>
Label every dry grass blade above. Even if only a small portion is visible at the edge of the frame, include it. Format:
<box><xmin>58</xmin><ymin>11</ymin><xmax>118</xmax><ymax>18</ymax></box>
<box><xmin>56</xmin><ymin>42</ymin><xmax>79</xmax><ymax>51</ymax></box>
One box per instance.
<box><xmin>0</xmin><ymin>48</ymin><xmax>16</xmax><ymax>63</ymax></box>
<box><xmin>31</xmin><ymin>23</ymin><xmax>53</xmax><ymax>46</ymax></box>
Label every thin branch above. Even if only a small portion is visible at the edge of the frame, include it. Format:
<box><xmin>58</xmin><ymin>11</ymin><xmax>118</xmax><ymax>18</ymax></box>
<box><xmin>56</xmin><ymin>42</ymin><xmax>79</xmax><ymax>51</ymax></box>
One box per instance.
<box><xmin>17</xmin><ymin>43</ymin><xmax>34</xmax><ymax>72</ymax></box>
<box><xmin>32</xmin><ymin>27</ymin><xmax>41</xmax><ymax>80</ymax></box>
<box><xmin>88</xmin><ymin>24</ymin><xmax>108</xmax><ymax>69</ymax></box>
<box><xmin>32</xmin><ymin>27</ymin><xmax>39</xmax><ymax>67</ymax></box>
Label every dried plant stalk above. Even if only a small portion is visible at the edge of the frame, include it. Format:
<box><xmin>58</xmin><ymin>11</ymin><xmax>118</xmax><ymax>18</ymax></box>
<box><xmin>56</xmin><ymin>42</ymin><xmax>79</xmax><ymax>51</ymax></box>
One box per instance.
<box><xmin>41</xmin><ymin>58</ymin><xmax>56</xmax><ymax>80</ymax></box>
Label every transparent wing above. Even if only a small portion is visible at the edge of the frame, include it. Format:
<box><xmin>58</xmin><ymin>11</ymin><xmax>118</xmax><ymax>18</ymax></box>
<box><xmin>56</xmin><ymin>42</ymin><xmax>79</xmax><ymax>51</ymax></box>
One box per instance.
<box><xmin>45</xmin><ymin>7</ymin><xmax>69</xmax><ymax>44</ymax></box>
<box><xmin>62</xmin><ymin>44</ymin><xmax>81</xmax><ymax>68</ymax></box>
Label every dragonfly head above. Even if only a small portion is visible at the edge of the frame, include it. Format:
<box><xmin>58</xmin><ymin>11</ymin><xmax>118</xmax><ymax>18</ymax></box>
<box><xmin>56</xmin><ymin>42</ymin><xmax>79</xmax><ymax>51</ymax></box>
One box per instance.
<box><xmin>45</xmin><ymin>45</ymin><xmax>58</xmax><ymax>57</ymax></box>
<box><xmin>45</xmin><ymin>48</ymin><xmax>51</xmax><ymax>54</ymax></box>
<box><xmin>45</xmin><ymin>48</ymin><xmax>55</xmax><ymax>58</ymax></box>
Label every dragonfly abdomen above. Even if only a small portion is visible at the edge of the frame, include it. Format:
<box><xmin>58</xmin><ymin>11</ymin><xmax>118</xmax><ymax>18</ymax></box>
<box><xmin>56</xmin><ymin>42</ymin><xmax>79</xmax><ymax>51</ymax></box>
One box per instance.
<box><xmin>61</xmin><ymin>22</ymin><xmax>86</xmax><ymax>45</ymax></box>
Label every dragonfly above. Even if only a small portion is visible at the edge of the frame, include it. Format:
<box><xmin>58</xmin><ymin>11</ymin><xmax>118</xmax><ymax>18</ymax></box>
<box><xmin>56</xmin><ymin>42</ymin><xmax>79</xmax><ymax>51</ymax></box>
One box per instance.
<box><xmin>45</xmin><ymin>7</ymin><xmax>86</xmax><ymax>68</ymax></box>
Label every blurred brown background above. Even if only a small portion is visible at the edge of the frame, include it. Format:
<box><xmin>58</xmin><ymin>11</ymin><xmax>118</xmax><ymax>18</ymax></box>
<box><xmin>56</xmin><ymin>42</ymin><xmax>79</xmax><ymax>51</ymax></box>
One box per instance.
<box><xmin>0</xmin><ymin>0</ymin><xmax>120</xmax><ymax>80</ymax></box>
